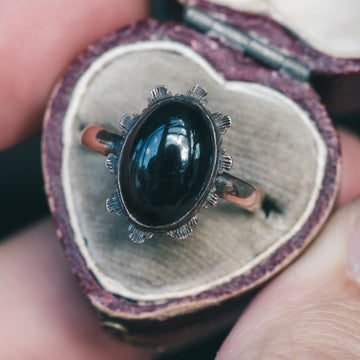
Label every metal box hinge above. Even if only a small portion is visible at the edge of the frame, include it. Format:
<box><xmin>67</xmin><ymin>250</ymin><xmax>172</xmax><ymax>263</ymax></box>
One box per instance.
<box><xmin>184</xmin><ymin>7</ymin><xmax>311</xmax><ymax>82</ymax></box>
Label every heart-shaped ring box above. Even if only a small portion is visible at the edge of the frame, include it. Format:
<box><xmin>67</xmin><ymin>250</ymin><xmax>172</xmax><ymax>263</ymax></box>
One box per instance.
<box><xmin>42</xmin><ymin>0</ymin><xmax>359</xmax><ymax>352</ymax></box>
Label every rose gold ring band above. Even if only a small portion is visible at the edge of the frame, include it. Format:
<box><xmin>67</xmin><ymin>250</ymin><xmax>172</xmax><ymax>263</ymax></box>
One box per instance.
<box><xmin>81</xmin><ymin>126</ymin><xmax>265</xmax><ymax>213</ymax></box>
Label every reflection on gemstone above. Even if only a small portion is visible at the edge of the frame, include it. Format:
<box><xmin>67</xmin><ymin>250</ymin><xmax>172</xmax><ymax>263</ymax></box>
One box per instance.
<box><xmin>119</xmin><ymin>99</ymin><xmax>216</xmax><ymax>228</ymax></box>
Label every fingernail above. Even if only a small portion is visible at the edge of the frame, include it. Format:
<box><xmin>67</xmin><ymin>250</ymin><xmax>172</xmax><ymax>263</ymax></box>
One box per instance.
<box><xmin>347</xmin><ymin>198</ymin><xmax>360</xmax><ymax>284</ymax></box>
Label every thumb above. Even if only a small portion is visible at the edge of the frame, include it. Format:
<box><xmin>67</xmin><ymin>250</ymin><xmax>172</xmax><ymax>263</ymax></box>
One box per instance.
<box><xmin>216</xmin><ymin>198</ymin><xmax>360</xmax><ymax>359</ymax></box>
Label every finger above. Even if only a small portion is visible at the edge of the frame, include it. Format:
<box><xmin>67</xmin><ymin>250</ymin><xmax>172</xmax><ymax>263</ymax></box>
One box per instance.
<box><xmin>216</xmin><ymin>198</ymin><xmax>360</xmax><ymax>359</ymax></box>
<box><xmin>337</xmin><ymin>129</ymin><xmax>360</xmax><ymax>206</ymax></box>
<box><xmin>0</xmin><ymin>0</ymin><xmax>149</xmax><ymax>151</ymax></box>
<box><xmin>0</xmin><ymin>220</ymin><xmax>153</xmax><ymax>360</ymax></box>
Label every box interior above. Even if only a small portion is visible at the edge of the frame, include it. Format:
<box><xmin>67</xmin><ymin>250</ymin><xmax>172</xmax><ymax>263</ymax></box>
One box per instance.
<box><xmin>61</xmin><ymin>41</ymin><xmax>327</xmax><ymax>302</ymax></box>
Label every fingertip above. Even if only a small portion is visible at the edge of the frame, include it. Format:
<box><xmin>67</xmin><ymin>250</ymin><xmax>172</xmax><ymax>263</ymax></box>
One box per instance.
<box><xmin>0</xmin><ymin>219</ymin><xmax>154</xmax><ymax>360</ymax></box>
<box><xmin>337</xmin><ymin>128</ymin><xmax>360</xmax><ymax>206</ymax></box>
<box><xmin>216</xmin><ymin>198</ymin><xmax>360</xmax><ymax>360</ymax></box>
<box><xmin>0</xmin><ymin>0</ymin><xmax>149</xmax><ymax>150</ymax></box>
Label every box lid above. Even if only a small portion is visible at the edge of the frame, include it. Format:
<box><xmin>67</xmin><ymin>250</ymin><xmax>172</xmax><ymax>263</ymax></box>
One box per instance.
<box><xmin>181</xmin><ymin>0</ymin><xmax>360</xmax><ymax>114</ymax></box>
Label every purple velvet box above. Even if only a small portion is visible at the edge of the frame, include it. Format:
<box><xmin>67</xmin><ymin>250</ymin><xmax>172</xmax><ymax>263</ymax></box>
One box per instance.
<box><xmin>42</xmin><ymin>0</ymin><xmax>358</xmax><ymax>351</ymax></box>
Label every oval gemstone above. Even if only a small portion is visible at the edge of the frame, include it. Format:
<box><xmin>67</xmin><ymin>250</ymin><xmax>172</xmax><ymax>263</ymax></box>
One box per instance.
<box><xmin>119</xmin><ymin>99</ymin><xmax>216</xmax><ymax>228</ymax></box>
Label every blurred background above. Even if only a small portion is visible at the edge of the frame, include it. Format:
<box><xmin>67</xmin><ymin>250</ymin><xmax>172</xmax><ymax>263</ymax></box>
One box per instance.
<box><xmin>0</xmin><ymin>1</ymin><xmax>359</xmax><ymax>359</ymax></box>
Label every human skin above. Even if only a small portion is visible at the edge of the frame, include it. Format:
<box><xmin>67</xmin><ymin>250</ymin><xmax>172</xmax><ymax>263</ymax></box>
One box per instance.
<box><xmin>1</xmin><ymin>1</ymin><xmax>360</xmax><ymax>359</ymax></box>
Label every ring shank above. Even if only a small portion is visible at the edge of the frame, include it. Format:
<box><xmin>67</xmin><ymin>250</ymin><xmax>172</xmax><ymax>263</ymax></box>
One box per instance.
<box><xmin>215</xmin><ymin>173</ymin><xmax>265</xmax><ymax>212</ymax></box>
<box><xmin>82</xmin><ymin>125</ymin><xmax>266</xmax><ymax>213</ymax></box>
<box><xmin>81</xmin><ymin>126</ymin><xmax>123</xmax><ymax>156</ymax></box>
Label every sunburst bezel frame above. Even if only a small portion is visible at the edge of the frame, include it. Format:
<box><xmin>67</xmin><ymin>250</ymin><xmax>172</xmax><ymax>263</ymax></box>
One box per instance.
<box><xmin>105</xmin><ymin>85</ymin><xmax>232</xmax><ymax>243</ymax></box>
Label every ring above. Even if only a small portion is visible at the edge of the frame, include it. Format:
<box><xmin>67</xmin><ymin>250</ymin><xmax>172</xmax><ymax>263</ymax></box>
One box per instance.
<box><xmin>81</xmin><ymin>85</ymin><xmax>265</xmax><ymax>243</ymax></box>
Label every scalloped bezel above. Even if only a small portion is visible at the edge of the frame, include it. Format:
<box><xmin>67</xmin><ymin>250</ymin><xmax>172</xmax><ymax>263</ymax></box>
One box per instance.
<box><xmin>105</xmin><ymin>85</ymin><xmax>233</xmax><ymax>242</ymax></box>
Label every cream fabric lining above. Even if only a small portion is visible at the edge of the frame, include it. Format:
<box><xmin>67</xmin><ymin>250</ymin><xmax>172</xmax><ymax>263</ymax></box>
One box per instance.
<box><xmin>208</xmin><ymin>0</ymin><xmax>360</xmax><ymax>59</ymax></box>
<box><xmin>62</xmin><ymin>41</ymin><xmax>327</xmax><ymax>301</ymax></box>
